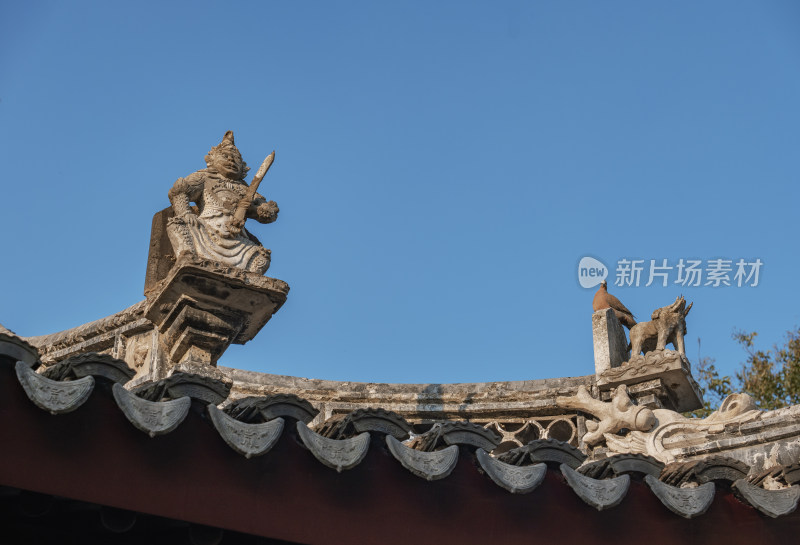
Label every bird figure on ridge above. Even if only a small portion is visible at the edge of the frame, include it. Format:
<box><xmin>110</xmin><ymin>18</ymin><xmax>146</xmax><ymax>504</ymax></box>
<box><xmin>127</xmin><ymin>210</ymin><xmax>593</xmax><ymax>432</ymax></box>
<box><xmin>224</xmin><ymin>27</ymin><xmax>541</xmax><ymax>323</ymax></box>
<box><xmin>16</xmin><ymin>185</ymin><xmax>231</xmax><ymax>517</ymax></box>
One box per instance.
<box><xmin>593</xmin><ymin>280</ymin><xmax>637</xmax><ymax>330</ymax></box>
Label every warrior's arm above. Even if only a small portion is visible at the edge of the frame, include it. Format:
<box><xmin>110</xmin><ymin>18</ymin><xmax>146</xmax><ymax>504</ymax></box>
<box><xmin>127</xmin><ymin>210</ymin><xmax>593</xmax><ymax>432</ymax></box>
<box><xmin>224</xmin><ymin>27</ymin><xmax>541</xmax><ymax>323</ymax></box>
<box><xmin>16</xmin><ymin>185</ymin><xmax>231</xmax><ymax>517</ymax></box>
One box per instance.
<box><xmin>168</xmin><ymin>172</ymin><xmax>205</xmax><ymax>218</ymax></box>
<box><xmin>248</xmin><ymin>192</ymin><xmax>279</xmax><ymax>224</ymax></box>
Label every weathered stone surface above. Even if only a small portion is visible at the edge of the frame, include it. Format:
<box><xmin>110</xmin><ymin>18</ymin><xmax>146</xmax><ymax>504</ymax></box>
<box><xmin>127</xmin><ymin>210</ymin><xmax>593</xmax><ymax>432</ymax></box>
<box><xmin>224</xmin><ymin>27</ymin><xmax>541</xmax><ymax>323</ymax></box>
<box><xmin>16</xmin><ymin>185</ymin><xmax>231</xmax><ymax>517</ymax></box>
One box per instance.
<box><xmin>592</xmin><ymin>309</ymin><xmax>628</xmax><ymax>374</ymax></box>
<box><xmin>223</xmin><ymin>366</ymin><xmax>596</xmax><ymax>425</ymax></box>
<box><xmin>144</xmin><ymin>260</ymin><xmax>289</xmax><ymax>373</ymax></box>
<box><xmin>296</xmin><ymin>422</ymin><xmax>370</xmax><ymax>472</ymax></box>
<box><xmin>630</xmin><ymin>296</ymin><xmax>693</xmax><ymax>358</ymax></box>
<box><xmin>112</xmin><ymin>383</ymin><xmax>190</xmax><ymax>437</ymax></box>
<box><xmin>386</xmin><ymin>436</ymin><xmax>459</xmax><ymax>481</ymax></box>
<box><xmin>597</xmin><ymin>349</ymin><xmax>702</xmax><ymax>413</ymax></box>
<box><xmin>207</xmin><ymin>405</ymin><xmax>284</xmax><ymax>458</ymax></box>
<box><xmin>26</xmin><ymin>302</ymin><xmax>148</xmax><ymax>365</ymax></box>
<box><xmin>732</xmin><ymin>479</ymin><xmax>800</xmax><ymax>518</ymax></box>
<box><xmin>561</xmin><ymin>464</ymin><xmax>630</xmax><ymax>511</ymax></box>
<box><xmin>644</xmin><ymin>475</ymin><xmax>715</xmax><ymax>519</ymax></box>
<box><xmin>15</xmin><ymin>362</ymin><xmax>95</xmax><ymax>415</ymax></box>
<box><xmin>476</xmin><ymin>449</ymin><xmax>546</xmax><ymax>494</ymax></box>
<box><xmin>164</xmin><ymin>131</ymin><xmax>278</xmax><ymax>276</ymax></box>
<box><xmin>557</xmin><ymin>384</ymin><xmax>655</xmax><ymax>446</ymax></box>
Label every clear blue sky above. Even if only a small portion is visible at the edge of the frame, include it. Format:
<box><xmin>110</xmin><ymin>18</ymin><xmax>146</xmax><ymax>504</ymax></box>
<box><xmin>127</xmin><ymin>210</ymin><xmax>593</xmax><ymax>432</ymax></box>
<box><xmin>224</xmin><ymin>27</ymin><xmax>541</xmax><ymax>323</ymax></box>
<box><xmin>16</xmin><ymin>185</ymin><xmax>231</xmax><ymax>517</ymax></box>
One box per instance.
<box><xmin>2</xmin><ymin>2</ymin><xmax>799</xmax><ymax>384</ymax></box>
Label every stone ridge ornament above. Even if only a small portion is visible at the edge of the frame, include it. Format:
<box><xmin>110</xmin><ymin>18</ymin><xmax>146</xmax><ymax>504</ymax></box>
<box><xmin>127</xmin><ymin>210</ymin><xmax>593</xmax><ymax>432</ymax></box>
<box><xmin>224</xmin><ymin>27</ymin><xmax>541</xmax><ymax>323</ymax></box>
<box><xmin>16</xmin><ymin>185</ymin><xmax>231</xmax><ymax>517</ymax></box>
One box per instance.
<box><xmin>296</xmin><ymin>422</ymin><xmax>370</xmax><ymax>472</ymax></box>
<box><xmin>476</xmin><ymin>449</ymin><xmax>546</xmax><ymax>494</ymax></box>
<box><xmin>644</xmin><ymin>475</ymin><xmax>715</xmax><ymax>519</ymax></box>
<box><xmin>112</xmin><ymin>383</ymin><xmax>191</xmax><ymax>437</ymax></box>
<box><xmin>167</xmin><ymin>131</ymin><xmax>278</xmax><ymax>275</ymax></box>
<box><xmin>385</xmin><ymin>436</ymin><xmax>459</xmax><ymax>481</ymax></box>
<box><xmin>732</xmin><ymin>479</ymin><xmax>800</xmax><ymax>518</ymax></box>
<box><xmin>15</xmin><ymin>361</ymin><xmax>95</xmax><ymax>415</ymax></box>
<box><xmin>207</xmin><ymin>405</ymin><xmax>284</xmax><ymax>459</ymax></box>
<box><xmin>133</xmin><ymin>131</ymin><xmax>292</xmax><ymax>383</ymax></box>
<box><xmin>560</xmin><ymin>463</ymin><xmax>630</xmax><ymax>511</ymax></box>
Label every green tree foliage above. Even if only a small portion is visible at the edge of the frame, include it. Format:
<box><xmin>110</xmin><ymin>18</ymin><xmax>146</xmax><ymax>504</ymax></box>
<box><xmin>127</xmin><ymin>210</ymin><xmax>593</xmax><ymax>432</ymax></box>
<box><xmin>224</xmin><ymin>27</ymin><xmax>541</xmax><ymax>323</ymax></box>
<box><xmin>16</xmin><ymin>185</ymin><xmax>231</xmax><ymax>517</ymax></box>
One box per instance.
<box><xmin>687</xmin><ymin>356</ymin><xmax>732</xmax><ymax>418</ymax></box>
<box><xmin>734</xmin><ymin>329</ymin><xmax>800</xmax><ymax>409</ymax></box>
<box><xmin>691</xmin><ymin>328</ymin><xmax>800</xmax><ymax>416</ymax></box>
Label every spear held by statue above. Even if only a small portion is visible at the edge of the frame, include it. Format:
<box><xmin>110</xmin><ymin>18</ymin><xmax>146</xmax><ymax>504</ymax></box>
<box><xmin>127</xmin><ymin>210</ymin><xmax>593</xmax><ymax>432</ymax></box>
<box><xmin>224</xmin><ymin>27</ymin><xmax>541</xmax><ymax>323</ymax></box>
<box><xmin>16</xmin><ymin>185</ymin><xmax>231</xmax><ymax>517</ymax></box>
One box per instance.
<box><xmin>230</xmin><ymin>151</ymin><xmax>275</xmax><ymax>235</ymax></box>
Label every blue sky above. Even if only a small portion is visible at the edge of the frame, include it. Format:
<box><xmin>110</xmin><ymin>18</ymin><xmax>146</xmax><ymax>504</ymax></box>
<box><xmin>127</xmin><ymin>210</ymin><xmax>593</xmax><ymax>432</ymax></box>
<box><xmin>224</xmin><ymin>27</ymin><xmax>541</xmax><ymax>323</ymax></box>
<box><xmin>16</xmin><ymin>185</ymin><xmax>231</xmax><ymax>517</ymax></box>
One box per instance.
<box><xmin>1</xmin><ymin>2</ymin><xmax>799</xmax><ymax>385</ymax></box>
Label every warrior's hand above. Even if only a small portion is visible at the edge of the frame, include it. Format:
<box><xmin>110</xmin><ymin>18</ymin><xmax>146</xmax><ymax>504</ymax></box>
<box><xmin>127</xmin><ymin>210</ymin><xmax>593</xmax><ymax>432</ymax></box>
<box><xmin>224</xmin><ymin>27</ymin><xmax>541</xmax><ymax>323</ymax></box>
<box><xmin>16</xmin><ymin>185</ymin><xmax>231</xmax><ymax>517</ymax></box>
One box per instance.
<box><xmin>229</xmin><ymin>217</ymin><xmax>245</xmax><ymax>236</ymax></box>
<box><xmin>181</xmin><ymin>213</ymin><xmax>199</xmax><ymax>227</ymax></box>
<box><xmin>255</xmin><ymin>201</ymin><xmax>279</xmax><ymax>224</ymax></box>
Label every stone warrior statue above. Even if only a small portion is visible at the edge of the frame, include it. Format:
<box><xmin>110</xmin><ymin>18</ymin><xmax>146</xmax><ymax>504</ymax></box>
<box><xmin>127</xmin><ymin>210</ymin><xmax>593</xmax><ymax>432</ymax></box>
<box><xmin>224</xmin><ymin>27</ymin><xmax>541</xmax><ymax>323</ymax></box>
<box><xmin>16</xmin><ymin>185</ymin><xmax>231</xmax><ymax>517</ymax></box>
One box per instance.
<box><xmin>166</xmin><ymin>131</ymin><xmax>279</xmax><ymax>275</ymax></box>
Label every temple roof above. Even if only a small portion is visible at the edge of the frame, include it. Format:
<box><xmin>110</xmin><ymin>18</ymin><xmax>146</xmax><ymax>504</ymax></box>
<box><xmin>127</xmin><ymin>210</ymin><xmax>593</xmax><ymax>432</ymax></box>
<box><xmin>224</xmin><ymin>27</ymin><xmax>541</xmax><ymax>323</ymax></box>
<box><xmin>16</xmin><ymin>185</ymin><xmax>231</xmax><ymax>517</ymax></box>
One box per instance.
<box><xmin>1</xmin><ymin>334</ymin><xmax>799</xmax><ymax>544</ymax></box>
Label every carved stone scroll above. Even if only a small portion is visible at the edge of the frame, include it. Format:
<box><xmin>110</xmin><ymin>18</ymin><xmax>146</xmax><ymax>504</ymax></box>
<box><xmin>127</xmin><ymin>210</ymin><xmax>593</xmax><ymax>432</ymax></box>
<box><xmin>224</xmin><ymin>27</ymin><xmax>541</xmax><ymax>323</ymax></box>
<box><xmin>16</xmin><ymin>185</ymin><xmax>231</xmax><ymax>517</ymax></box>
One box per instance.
<box><xmin>296</xmin><ymin>422</ymin><xmax>370</xmax><ymax>472</ymax></box>
<box><xmin>15</xmin><ymin>361</ymin><xmax>95</xmax><ymax>415</ymax></box>
<box><xmin>207</xmin><ymin>405</ymin><xmax>284</xmax><ymax>458</ymax></box>
<box><xmin>732</xmin><ymin>479</ymin><xmax>800</xmax><ymax>518</ymax></box>
<box><xmin>112</xmin><ymin>383</ymin><xmax>190</xmax><ymax>437</ymax></box>
<box><xmin>386</xmin><ymin>436</ymin><xmax>459</xmax><ymax>481</ymax></box>
<box><xmin>644</xmin><ymin>475</ymin><xmax>715</xmax><ymax>519</ymax></box>
<box><xmin>560</xmin><ymin>464</ymin><xmax>630</xmax><ymax>511</ymax></box>
<box><xmin>556</xmin><ymin>384</ymin><xmax>655</xmax><ymax>446</ymax></box>
<box><xmin>476</xmin><ymin>449</ymin><xmax>546</xmax><ymax>494</ymax></box>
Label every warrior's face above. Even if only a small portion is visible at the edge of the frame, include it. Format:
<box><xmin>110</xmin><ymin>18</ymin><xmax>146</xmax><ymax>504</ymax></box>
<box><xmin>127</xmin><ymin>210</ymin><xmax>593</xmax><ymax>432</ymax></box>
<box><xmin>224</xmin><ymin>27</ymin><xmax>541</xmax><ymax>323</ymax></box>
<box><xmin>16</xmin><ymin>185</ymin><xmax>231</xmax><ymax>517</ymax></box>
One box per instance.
<box><xmin>208</xmin><ymin>147</ymin><xmax>246</xmax><ymax>180</ymax></box>
<box><xmin>205</xmin><ymin>131</ymin><xmax>249</xmax><ymax>180</ymax></box>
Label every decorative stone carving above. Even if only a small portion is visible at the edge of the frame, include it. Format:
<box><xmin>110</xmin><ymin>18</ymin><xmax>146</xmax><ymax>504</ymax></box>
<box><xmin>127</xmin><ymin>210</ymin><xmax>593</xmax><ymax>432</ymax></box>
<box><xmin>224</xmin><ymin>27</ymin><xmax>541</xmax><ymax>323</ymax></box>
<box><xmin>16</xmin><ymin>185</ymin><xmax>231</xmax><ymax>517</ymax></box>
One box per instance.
<box><xmin>556</xmin><ymin>384</ymin><xmax>655</xmax><ymax>446</ymax></box>
<box><xmin>112</xmin><ymin>383</ymin><xmax>191</xmax><ymax>437</ymax></box>
<box><xmin>165</xmin><ymin>131</ymin><xmax>278</xmax><ymax>275</ymax></box>
<box><xmin>644</xmin><ymin>475</ymin><xmax>715</xmax><ymax>519</ymax></box>
<box><xmin>597</xmin><ymin>348</ymin><xmax>703</xmax><ymax>413</ymax></box>
<box><xmin>296</xmin><ymin>422</ymin><xmax>370</xmax><ymax>472</ymax></box>
<box><xmin>560</xmin><ymin>464</ymin><xmax>630</xmax><ymax>511</ymax></box>
<box><xmin>143</xmin><ymin>260</ymin><xmax>289</xmax><ymax>375</ymax></box>
<box><xmin>732</xmin><ymin>479</ymin><xmax>800</xmax><ymax>518</ymax></box>
<box><xmin>385</xmin><ymin>436</ymin><xmax>459</xmax><ymax>481</ymax></box>
<box><xmin>476</xmin><ymin>449</ymin><xmax>546</xmax><ymax>494</ymax></box>
<box><xmin>207</xmin><ymin>405</ymin><xmax>284</xmax><ymax>458</ymax></box>
<box><xmin>630</xmin><ymin>296</ymin><xmax>693</xmax><ymax>357</ymax></box>
<box><xmin>15</xmin><ymin>361</ymin><xmax>95</xmax><ymax>415</ymax></box>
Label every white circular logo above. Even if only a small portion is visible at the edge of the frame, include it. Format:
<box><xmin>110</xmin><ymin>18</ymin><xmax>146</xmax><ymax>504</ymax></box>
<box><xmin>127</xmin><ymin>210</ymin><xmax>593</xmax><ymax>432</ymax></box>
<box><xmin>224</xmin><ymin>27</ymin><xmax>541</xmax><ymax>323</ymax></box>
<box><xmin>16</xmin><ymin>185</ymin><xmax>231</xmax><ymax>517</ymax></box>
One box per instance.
<box><xmin>578</xmin><ymin>256</ymin><xmax>608</xmax><ymax>288</ymax></box>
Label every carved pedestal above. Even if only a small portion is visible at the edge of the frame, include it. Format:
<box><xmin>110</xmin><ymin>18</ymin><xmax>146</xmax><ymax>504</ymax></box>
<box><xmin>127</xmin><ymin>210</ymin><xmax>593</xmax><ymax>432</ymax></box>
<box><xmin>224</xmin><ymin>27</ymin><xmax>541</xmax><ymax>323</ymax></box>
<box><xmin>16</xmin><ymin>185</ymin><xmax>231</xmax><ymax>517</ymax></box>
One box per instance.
<box><xmin>596</xmin><ymin>349</ymin><xmax>702</xmax><ymax>413</ymax></box>
<box><xmin>143</xmin><ymin>260</ymin><xmax>289</xmax><ymax>379</ymax></box>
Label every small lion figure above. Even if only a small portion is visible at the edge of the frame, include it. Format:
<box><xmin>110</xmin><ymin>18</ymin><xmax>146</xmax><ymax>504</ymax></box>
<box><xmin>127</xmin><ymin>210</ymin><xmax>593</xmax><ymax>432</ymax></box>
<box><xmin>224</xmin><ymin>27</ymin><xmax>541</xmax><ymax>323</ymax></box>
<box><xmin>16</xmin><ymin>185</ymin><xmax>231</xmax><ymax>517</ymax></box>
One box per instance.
<box><xmin>629</xmin><ymin>296</ymin><xmax>693</xmax><ymax>357</ymax></box>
